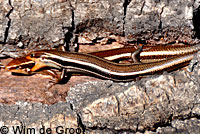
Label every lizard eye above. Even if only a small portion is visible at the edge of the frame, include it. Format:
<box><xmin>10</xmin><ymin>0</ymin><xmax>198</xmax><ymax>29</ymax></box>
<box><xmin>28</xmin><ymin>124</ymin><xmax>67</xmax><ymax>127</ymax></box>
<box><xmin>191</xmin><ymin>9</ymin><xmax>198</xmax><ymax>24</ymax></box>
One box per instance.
<box><xmin>30</xmin><ymin>53</ymin><xmax>35</xmax><ymax>58</ymax></box>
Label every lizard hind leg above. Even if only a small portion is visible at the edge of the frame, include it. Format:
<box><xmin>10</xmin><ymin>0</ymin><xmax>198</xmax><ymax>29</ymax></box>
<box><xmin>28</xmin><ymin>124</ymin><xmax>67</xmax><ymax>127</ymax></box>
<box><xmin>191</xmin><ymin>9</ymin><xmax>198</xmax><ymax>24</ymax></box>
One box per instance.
<box><xmin>131</xmin><ymin>44</ymin><xmax>143</xmax><ymax>63</ymax></box>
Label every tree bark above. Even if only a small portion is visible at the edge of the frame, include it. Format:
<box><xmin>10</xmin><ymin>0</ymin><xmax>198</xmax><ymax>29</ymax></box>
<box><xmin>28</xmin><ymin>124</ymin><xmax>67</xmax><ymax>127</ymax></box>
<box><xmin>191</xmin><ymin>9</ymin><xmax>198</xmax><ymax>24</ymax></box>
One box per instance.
<box><xmin>0</xmin><ymin>0</ymin><xmax>200</xmax><ymax>133</ymax></box>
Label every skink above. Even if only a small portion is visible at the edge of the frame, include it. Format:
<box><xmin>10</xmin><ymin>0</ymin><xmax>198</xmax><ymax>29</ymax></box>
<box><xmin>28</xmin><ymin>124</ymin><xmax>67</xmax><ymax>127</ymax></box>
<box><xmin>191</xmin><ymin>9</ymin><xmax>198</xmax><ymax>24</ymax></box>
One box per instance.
<box><xmin>3</xmin><ymin>44</ymin><xmax>142</xmax><ymax>76</ymax></box>
<box><xmin>25</xmin><ymin>49</ymin><xmax>195</xmax><ymax>81</ymax></box>
<box><xmin>6</xmin><ymin>44</ymin><xmax>200</xmax><ymax>71</ymax></box>
<box><xmin>5</xmin><ymin>44</ymin><xmax>200</xmax><ymax>81</ymax></box>
<box><xmin>5</xmin><ymin>46</ymin><xmax>143</xmax><ymax>82</ymax></box>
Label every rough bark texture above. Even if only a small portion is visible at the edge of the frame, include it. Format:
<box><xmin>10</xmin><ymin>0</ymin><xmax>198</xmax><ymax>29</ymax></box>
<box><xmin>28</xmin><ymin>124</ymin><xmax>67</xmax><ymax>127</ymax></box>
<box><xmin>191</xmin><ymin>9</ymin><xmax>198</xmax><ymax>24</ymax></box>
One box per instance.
<box><xmin>0</xmin><ymin>0</ymin><xmax>200</xmax><ymax>133</ymax></box>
